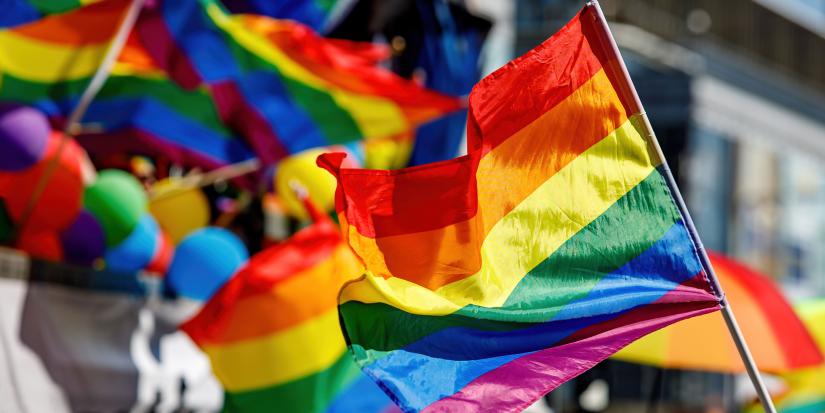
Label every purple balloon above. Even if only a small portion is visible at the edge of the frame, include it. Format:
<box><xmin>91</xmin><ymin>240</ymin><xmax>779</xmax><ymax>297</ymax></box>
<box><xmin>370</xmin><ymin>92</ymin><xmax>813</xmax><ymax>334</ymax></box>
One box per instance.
<box><xmin>0</xmin><ymin>104</ymin><xmax>50</xmax><ymax>171</ymax></box>
<box><xmin>60</xmin><ymin>211</ymin><xmax>106</xmax><ymax>266</ymax></box>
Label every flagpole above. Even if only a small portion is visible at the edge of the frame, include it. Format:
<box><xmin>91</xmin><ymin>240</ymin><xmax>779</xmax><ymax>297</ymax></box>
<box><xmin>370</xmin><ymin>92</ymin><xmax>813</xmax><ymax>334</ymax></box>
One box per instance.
<box><xmin>584</xmin><ymin>2</ymin><xmax>778</xmax><ymax>412</ymax></box>
<box><xmin>12</xmin><ymin>0</ymin><xmax>146</xmax><ymax>239</ymax></box>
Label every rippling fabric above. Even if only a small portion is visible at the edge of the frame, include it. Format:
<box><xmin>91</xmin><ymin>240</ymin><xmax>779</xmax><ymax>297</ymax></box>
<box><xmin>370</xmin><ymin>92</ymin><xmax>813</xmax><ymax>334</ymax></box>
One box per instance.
<box><xmin>0</xmin><ymin>2</ymin><xmax>255</xmax><ymax>169</ymax></box>
<box><xmin>181</xmin><ymin>216</ymin><xmax>398</xmax><ymax>413</ymax></box>
<box><xmin>318</xmin><ymin>6</ymin><xmax>723</xmax><ymax>413</ymax></box>
<box><xmin>137</xmin><ymin>0</ymin><xmax>460</xmax><ymax>164</ymax></box>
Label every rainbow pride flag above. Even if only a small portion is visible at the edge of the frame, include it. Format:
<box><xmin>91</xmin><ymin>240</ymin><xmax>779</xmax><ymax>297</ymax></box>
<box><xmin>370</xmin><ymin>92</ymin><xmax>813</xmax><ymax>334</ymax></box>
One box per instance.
<box><xmin>181</xmin><ymin>214</ymin><xmax>399</xmax><ymax>413</ymax></box>
<box><xmin>1</xmin><ymin>0</ymin><xmax>102</xmax><ymax>28</ymax></box>
<box><xmin>319</xmin><ymin>5</ymin><xmax>724</xmax><ymax>412</ymax></box>
<box><xmin>0</xmin><ymin>2</ymin><xmax>255</xmax><ymax>169</ymax></box>
<box><xmin>137</xmin><ymin>0</ymin><xmax>460</xmax><ymax>163</ymax></box>
<box><xmin>77</xmin><ymin>36</ymin><xmax>256</xmax><ymax>168</ymax></box>
<box><xmin>0</xmin><ymin>0</ymin><xmax>128</xmax><ymax>88</ymax></box>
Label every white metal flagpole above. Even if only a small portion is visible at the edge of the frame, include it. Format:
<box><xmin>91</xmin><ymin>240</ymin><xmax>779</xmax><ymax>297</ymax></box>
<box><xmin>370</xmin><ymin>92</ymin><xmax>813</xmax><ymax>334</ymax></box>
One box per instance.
<box><xmin>584</xmin><ymin>1</ymin><xmax>778</xmax><ymax>412</ymax></box>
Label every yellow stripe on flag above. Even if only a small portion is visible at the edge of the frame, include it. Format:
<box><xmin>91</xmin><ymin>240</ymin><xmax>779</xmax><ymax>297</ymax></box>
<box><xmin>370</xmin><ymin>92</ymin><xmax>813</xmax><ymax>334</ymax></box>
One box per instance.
<box><xmin>340</xmin><ymin>116</ymin><xmax>658</xmax><ymax>315</ymax></box>
<box><xmin>202</xmin><ymin>308</ymin><xmax>346</xmax><ymax>392</ymax></box>
<box><xmin>0</xmin><ymin>31</ymin><xmax>109</xmax><ymax>82</ymax></box>
<box><xmin>205</xmin><ymin>3</ymin><xmax>409</xmax><ymax>139</ymax></box>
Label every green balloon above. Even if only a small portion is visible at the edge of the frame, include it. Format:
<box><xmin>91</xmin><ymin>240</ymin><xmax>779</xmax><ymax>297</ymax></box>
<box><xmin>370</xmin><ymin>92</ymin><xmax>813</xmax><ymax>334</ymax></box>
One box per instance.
<box><xmin>83</xmin><ymin>169</ymin><xmax>147</xmax><ymax>247</ymax></box>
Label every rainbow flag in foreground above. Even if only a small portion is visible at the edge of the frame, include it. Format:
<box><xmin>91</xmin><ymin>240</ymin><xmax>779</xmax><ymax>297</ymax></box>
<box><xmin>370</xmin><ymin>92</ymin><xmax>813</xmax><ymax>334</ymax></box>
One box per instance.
<box><xmin>0</xmin><ymin>2</ymin><xmax>255</xmax><ymax>169</ymax></box>
<box><xmin>181</xmin><ymin>215</ymin><xmax>398</xmax><ymax>413</ymax></box>
<box><xmin>319</xmin><ymin>5</ymin><xmax>723</xmax><ymax>412</ymax></box>
<box><xmin>1</xmin><ymin>0</ymin><xmax>102</xmax><ymax>28</ymax></box>
<box><xmin>138</xmin><ymin>0</ymin><xmax>460</xmax><ymax>163</ymax></box>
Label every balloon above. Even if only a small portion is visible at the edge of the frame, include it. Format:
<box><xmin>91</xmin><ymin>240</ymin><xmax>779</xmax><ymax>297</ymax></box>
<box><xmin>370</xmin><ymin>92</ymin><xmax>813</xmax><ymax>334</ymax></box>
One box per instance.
<box><xmin>59</xmin><ymin>210</ymin><xmax>106</xmax><ymax>266</ymax></box>
<box><xmin>0</xmin><ymin>104</ymin><xmax>50</xmax><ymax>171</ymax></box>
<box><xmin>17</xmin><ymin>229</ymin><xmax>63</xmax><ymax>261</ymax></box>
<box><xmin>84</xmin><ymin>169</ymin><xmax>147</xmax><ymax>247</ymax></box>
<box><xmin>104</xmin><ymin>214</ymin><xmax>159</xmax><ymax>273</ymax></box>
<box><xmin>145</xmin><ymin>230</ymin><xmax>173</xmax><ymax>275</ymax></box>
<box><xmin>0</xmin><ymin>131</ymin><xmax>84</xmax><ymax>232</ymax></box>
<box><xmin>275</xmin><ymin>148</ymin><xmax>360</xmax><ymax>220</ymax></box>
<box><xmin>148</xmin><ymin>178</ymin><xmax>210</xmax><ymax>244</ymax></box>
<box><xmin>167</xmin><ymin>227</ymin><xmax>247</xmax><ymax>301</ymax></box>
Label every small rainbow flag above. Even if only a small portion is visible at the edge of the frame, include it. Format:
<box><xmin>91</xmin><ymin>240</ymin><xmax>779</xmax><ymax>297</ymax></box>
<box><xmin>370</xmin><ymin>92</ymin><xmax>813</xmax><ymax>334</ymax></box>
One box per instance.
<box><xmin>137</xmin><ymin>0</ymin><xmax>461</xmax><ymax>164</ymax></box>
<box><xmin>0</xmin><ymin>2</ymin><xmax>255</xmax><ymax>169</ymax></box>
<box><xmin>181</xmin><ymin>215</ymin><xmax>399</xmax><ymax>413</ymax></box>
<box><xmin>319</xmin><ymin>5</ymin><xmax>723</xmax><ymax>412</ymax></box>
<box><xmin>1</xmin><ymin>0</ymin><xmax>102</xmax><ymax>28</ymax></box>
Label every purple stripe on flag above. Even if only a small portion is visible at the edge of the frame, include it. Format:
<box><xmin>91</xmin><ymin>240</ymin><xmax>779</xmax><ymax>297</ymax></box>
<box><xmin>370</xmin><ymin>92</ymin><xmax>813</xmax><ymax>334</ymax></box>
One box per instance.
<box><xmin>423</xmin><ymin>276</ymin><xmax>720</xmax><ymax>413</ymax></box>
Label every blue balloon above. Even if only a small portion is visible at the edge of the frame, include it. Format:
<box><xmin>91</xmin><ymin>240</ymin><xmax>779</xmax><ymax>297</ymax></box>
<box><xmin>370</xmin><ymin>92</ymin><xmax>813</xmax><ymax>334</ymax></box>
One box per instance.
<box><xmin>167</xmin><ymin>227</ymin><xmax>247</xmax><ymax>301</ymax></box>
<box><xmin>105</xmin><ymin>214</ymin><xmax>159</xmax><ymax>273</ymax></box>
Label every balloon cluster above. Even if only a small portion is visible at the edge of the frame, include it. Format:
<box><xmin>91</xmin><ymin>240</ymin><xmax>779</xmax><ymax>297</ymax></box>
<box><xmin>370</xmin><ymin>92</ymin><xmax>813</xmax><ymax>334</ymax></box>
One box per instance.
<box><xmin>0</xmin><ymin>105</ymin><xmax>248</xmax><ymax>302</ymax></box>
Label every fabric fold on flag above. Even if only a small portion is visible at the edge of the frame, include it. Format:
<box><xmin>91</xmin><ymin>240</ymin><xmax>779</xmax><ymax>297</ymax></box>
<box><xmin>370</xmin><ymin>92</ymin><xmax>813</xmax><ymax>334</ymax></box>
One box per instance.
<box><xmin>137</xmin><ymin>0</ymin><xmax>461</xmax><ymax>164</ymax></box>
<box><xmin>319</xmin><ymin>6</ymin><xmax>723</xmax><ymax>413</ymax></box>
<box><xmin>181</xmin><ymin>214</ymin><xmax>399</xmax><ymax>413</ymax></box>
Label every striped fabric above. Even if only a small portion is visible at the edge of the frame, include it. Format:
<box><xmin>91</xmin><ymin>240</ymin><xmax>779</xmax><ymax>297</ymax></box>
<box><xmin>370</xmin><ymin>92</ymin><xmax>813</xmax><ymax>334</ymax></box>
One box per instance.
<box><xmin>0</xmin><ymin>2</ymin><xmax>255</xmax><ymax>169</ymax></box>
<box><xmin>768</xmin><ymin>301</ymin><xmax>825</xmax><ymax>413</ymax></box>
<box><xmin>319</xmin><ymin>6</ymin><xmax>723</xmax><ymax>413</ymax></box>
<box><xmin>0</xmin><ymin>0</ymin><xmax>127</xmax><ymax>86</ymax></box>
<box><xmin>78</xmin><ymin>35</ymin><xmax>256</xmax><ymax>168</ymax></box>
<box><xmin>137</xmin><ymin>0</ymin><xmax>460</xmax><ymax>163</ymax></box>
<box><xmin>181</xmin><ymin>215</ymin><xmax>398</xmax><ymax>413</ymax></box>
<box><xmin>220</xmin><ymin>0</ymin><xmax>343</xmax><ymax>32</ymax></box>
<box><xmin>1</xmin><ymin>0</ymin><xmax>102</xmax><ymax>28</ymax></box>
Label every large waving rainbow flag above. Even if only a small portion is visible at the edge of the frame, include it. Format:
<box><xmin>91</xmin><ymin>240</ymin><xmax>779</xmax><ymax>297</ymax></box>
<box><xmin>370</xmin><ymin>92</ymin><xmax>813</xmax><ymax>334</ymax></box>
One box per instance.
<box><xmin>319</xmin><ymin>5</ymin><xmax>724</xmax><ymax>412</ymax></box>
<box><xmin>137</xmin><ymin>0</ymin><xmax>460</xmax><ymax>163</ymax></box>
<box><xmin>1</xmin><ymin>0</ymin><xmax>102</xmax><ymax>28</ymax></box>
<box><xmin>181</xmin><ymin>214</ymin><xmax>399</xmax><ymax>413</ymax></box>
<box><xmin>0</xmin><ymin>1</ymin><xmax>255</xmax><ymax>169</ymax></box>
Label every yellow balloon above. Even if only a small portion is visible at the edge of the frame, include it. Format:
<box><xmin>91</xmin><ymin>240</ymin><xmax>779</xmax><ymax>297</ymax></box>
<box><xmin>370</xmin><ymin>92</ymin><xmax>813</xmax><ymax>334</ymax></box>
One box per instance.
<box><xmin>148</xmin><ymin>178</ymin><xmax>210</xmax><ymax>244</ymax></box>
<box><xmin>275</xmin><ymin>148</ymin><xmax>340</xmax><ymax>220</ymax></box>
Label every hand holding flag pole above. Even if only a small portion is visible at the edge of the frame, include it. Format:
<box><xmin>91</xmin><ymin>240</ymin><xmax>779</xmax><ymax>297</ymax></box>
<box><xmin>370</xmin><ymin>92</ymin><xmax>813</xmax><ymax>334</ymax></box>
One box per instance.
<box><xmin>585</xmin><ymin>1</ymin><xmax>777</xmax><ymax>411</ymax></box>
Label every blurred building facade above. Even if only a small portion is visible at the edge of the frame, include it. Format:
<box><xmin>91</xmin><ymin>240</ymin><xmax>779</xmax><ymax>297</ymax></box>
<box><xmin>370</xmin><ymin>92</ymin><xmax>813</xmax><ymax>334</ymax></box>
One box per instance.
<box><xmin>508</xmin><ymin>0</ymin><xmax>825</xmax><ymax>412</ymax></box>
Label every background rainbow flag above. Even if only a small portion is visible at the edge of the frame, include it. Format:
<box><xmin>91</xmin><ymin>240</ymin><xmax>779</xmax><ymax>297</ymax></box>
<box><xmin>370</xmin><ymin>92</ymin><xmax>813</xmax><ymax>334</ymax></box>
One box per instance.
<box><xmin>220</xmin><ymin>0</ymin><xmax>346</xmax><ymax>32</ymax></box>
<box><xmin>1</xmin><ymin>0</ymin><xmax>102</xmax><ymax>28</ymax></box>
<box><xmin>0</xmin><ymin>1</ymin><xmax>256</xmax><ymax>169</ymax></box>
<box><xmin>137</xmin><ymin>0</ymin><xmax>460</xmax><ymax>163</ymax></box>
<box><xmin>182</xmin><ymin>215</ymin><xmax>398</xmax><ymax>413</ymax></box>
<box><xmin>319</xmin><ymin>5</ymin><xmax>723</xmax><ymax>412</ymax></box>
